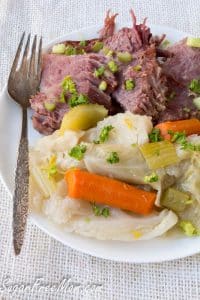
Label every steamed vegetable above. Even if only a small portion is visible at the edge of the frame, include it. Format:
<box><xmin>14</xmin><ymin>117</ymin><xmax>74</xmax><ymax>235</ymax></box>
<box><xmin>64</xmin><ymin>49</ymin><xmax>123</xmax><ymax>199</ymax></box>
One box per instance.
<box><xmin>59</xmin><ymin>104</ymin><xmax>108</xmax><ymax>134</ymax></box>
<box><xmin>189</xmin><ymin>79</ymin><xmax>200</xmax><ymax>94</ymax></box>
<box><xmin>65</xmin><ymin>169</ymin><xmax>157</xmax><ymax>215</ymax></box>
<box><xmin>30</xmin><ymin>166</ymin><xmax>56</xmax><ymax>198</ymax></box>
<box><xmin>139</xmin><ymin>141</ymin><xmax>179</xmax><ymax>170</ymax></box>
<box><xmin>92</xmin><ymin>41</ymin><xmax>104</xmax><ymax>52</ymax></box>
<box><xmin>186</xmin><ymin>37</ymin><xmax>200</xmax><ymax>48</ymax></box>
<box><xmin>108</xmin><ymin>60</ymin><xmax>118</xmax><ymax>73</ymax></box>
<box><xmin>84</xmin><ymin>112</ymin><xmax>153</xmax><ymax>146</ymax></box>
<box><xmin>161</xmin><ymin>188</ymin><xmax>192</xmax><ymax>212</ymax></box>
<box><xmin>155</xmin><ymin>119</ymin><xmax>200</xmax><ymax>140</ymax></box>
<box><xmin>179</xmin><ymin>221</ymin><xmax>199</xmax><ymax>236</ymax></box>
<box><xmin>125</xmin><ymin>79</ymin><xmax>135</xmax><ymax>90</ymax></box>
<box><xmin>52</xmin><ymin>43</ymin><xmax>66</xmax><ymax>54</ymax></box>
<box><xmin>117</xmin><ymin>52</ymin><xmax>132</xmax><ymax>63</ymax></box>
<box><xmin>99</xmin><ymin>80</ymin><xmax>107</xmax><ymax>91</ymax></box>
<box><xmin>84</xmin><ymin>144</ymin><xmax>152</xmax><ymax>185</ymax></box>
<box><xmin>193</xmin><ymin>97</ymin><xmax>200</xmax><ymax>109</ymax></box>
<box><xmin>44</xmin><ymin>102</ymin><xmax>56</xmax><ymax>112</ymax></box>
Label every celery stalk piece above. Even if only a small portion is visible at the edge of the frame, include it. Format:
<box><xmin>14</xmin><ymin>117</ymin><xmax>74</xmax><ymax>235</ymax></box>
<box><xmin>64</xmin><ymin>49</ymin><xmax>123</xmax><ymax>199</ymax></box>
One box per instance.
<box><xmin>139</xmin><ymin>141</ymin><xmax>179</xmax><ymax>169</ymax></box>
<box><xmin>30</xmin><ymin>166</ymin><xmax>56</xmax><ymax>198</ymax></box>
<box><xmin>161</xmin><ymin>188</ymin><xmax>192</xmax><ymax>212</ymax></box>
<box><xmin>186</xmin><ymin>37</ymin><xmax>200</xmax><ymax>48</ymax></box>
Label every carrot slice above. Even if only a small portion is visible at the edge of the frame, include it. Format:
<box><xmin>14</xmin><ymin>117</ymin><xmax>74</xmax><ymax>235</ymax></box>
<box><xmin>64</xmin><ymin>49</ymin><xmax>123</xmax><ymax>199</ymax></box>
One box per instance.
<box><xmin>65</xmin><ymin>169</ymin><xmax>156</xmax><ymax>215</ymax></box>
<box><xmin>155</xmin><ymin>119</ymin><xmax>200</xmax><ymax>140</ymax></box>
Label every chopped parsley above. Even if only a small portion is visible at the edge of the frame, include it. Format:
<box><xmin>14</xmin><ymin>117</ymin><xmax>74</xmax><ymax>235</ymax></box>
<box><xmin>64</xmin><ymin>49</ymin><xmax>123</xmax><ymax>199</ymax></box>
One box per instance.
<box><xmin>125</xmin><ymin>79</ymin><xmax>135</xmax><ymax>91</ymax></box>
<box><xmin>108</xmin><ymin>60</ymin><xmax>118</xmax><ymax>73</ymax></box>
<box><xmin>148</xmin><ymin>128</ymin><xmax>163</xmax><ymax>142</ymax></box>
<box><xmin>189</xmin><ymin>79</ymin><xmax>200</xmax><ymax>94</ymax></box>
<box><xmin>94</xmin><ymin>125</ymin><xmax>114</xmax><ymax>144</ymax></box>
<box><xmin>168</xmin><ymin>130</ymin><xmax>200</xmax><ymax>151</ymax></box>
<box><xmin>68</xmin><ymin>144</ymin><xmax>87</xmax><ymax>160</ymax></box>
<box><xmin>106</xmin><ymin>151</ymin><xmax>120</xmax><ymax>164</ymax></box>
<box><xmin>69</xmin><ymin>94</ymin><xmax>89</xmax><ymax>107</ymax></box>
<box><xmin>94</xmin><ymin>66</ymin><xmax>105</xmax><ymax>77</ymax></box>
<box><xmin>61</xmin><ymin>75</ymin><xmax>77</xmax><ymax>94</ymax></box>
<box><xmin>91</xmin><ymin>203</ymin><xmax>110</xmax><ymax>217</ymax></box>
<box><xmin>144</xmin><ymin>172</ymin><xmax>159</xmax><ymax>183</ymax></box>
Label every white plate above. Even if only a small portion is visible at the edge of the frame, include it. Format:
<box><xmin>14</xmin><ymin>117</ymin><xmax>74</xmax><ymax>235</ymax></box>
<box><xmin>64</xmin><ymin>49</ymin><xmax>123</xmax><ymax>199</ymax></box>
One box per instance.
<box><xmin>1</xmin><ymin>23</ymin><xmax>200</xmax><ymax>263</ymax></box>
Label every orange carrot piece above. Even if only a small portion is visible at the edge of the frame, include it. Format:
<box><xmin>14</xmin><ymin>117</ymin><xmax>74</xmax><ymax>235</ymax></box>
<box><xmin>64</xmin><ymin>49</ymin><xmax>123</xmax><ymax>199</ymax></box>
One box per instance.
<box><xmin>65</xmin><ymin>169</ymin><xmax>156</xmax><ymax>215</ymax></box>
<box><xmin>155</xmin><ymin>119</ymin><xmax>200</xmax><ymax>140</ymax></box>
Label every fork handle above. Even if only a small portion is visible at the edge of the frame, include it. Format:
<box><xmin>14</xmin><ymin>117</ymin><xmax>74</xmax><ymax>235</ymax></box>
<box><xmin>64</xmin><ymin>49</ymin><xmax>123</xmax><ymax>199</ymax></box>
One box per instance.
<box><xmin>13</xmin><ymin>108</ymin><xmax>29</xmax><ymax>255</ymax></box>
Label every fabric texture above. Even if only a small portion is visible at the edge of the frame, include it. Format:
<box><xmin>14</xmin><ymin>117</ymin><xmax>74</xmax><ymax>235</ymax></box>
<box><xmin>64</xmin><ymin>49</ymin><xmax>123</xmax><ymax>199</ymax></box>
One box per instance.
<box><xmin>0</xmin><ymin>0</ymin><xmax>200</xmax><ymax>299</ymax></box>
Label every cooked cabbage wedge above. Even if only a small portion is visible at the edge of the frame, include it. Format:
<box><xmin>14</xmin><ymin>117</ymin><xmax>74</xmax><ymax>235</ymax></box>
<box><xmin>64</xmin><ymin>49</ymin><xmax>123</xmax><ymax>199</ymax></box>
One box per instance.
<box><xmin>59</xmin><ymin>104</ymin><xmax>108</xmax><ymax>134</ymax></box>
<box><xmin>30</xmin><ymin>166</ymin><xmax>56</xmax><ymax>198</ymax></box>
<box><xmin>140</xmin><ymin>141</ymin><xmax>179</xmax><ymax>170</ymax></box>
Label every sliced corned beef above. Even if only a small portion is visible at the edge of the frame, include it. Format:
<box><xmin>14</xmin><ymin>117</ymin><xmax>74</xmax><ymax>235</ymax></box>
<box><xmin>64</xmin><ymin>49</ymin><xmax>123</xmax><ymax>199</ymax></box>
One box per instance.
<box><xmin>102</xmin><ymin>10</ymin><xmax>152</xmax><ymax>53</ymax></box>
<box><xmin>158</xmin><ymin>39</ymin><xmax>200</xmax><ymax>122</ymax></box>
<box><xmin>112</xmin><ymin>46</ymin><xmax>168</xmax><ymax>120</ymax></box>
<box><xmin>162</xmin><ymin>38</ymin><xmax>200</xmax><ymax>85</ymax></box>
<box><xmin>30</xmin><ymin>53</ymin><xmax>117</xmax><ymax>134</ymax></box>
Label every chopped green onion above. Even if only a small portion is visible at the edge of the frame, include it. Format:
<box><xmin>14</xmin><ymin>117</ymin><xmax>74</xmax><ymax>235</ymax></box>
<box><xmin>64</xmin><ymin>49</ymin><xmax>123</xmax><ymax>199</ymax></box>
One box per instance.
<box><xmin>79</xmin><ymin>40</ymin><xmax>86</xmax><ymax>47</ymax></box>
<box><xmin>68</xmin><ymin>144</ymin><xmax>87</xmax><ymax>160</ymax></box>
<box><xmin>189</xmin><ymin>79</ymin><xmax>200</xmax><ymax>94</ymax></box>
<box><xmin>65</xmin><ymin>45</ymin><xmax>77</xmax><ymax>55</ymax></box>
<box><xmin>125</xmin><ymin>79</ymin><xmax>135</xmax><ymax>91</ymax></box>
<box><xmin>102</xmin><ymin>47</ymin><xmax>110</xmax><ymax>55</ymax></box>
<box><xmin>179</xmin><ymin>220</ymin><xmax>200</xmax><ymax>236</ymax></box>
<box><xmin>144</xmin><ymin>172</ymin><xmax>159</xmax><ymax>183</ymax></box>
<box><xmin>139</xmin><ymin>141</ymin><xmax>179</xmax><ymax>170</ymax></box>
<box><xmin>94</xmin><ymin>125</ymin><xmax>114</xmax><ymax>144</ymax></box>
<box><xmin>108</xmin><ymin>60</ymin><xmax>118</xmax><ymax>73</ymax></box>
<box><xmin>94</xmin><ymin>66</ymin><xmax>105</xmax><ymax>77</ymax></box>
<box><xmin>44</xmin><ymin>102</ymin><xmax>56</xmax><ymax>112</ymax></box>
<box><xmin>61</xmin><ymin>75</ymin><xmax>77</xmax><ymax>94</ymax></box>
<box><xmin>193</xmin><ymin>97</ymin><xmax>200</xmax><ymax>109</ymax></box>
<box><xmin>99</xmin><ymin>80</ymin><xmax>107</xmax><ymax>91</ymax></box>
<box><xmin>106</xmin><ymin>152</ymin><xmax>120</xmax><ymax>164</ymax></box>
<box><xmin>69</xmin><ymin>94</ymin><xmax>89</xmax><ymax>108</ymax></box>
<box><xmin>133</xmin><ymin>65</ymin><xmax>142</xmax><ymax>71</ymax></box>
<box><xmin>161</xmin><ymin>188</ymin><xmax>192</xmax><ymax>212</ymax></box>
<box><xmin>186</xmin><ymin>37</ymin><xmax>200</xmax><ymax>48</ymax></box>
<box><xmin>52</xmin><ymin>43</ymin><xmax>66</xmax><ymax>54</ymax></box>
<box><xmin>117</xmin><ymin>52</ymin><xmax>132</xmax><ymax>63</ymax></box>
<box><xmin>92</xmin><ymin>41</ymin><xmax>104</xmax><ymax>52</ymax></box>
<box><xmin>148</xmin><ymin>128</ymin><xmax>163</xmax><ymax>142</ymax></box>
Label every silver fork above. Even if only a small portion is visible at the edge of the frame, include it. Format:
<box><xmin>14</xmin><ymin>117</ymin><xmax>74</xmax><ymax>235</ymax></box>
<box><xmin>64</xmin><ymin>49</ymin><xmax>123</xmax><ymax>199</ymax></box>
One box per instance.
<box><xmin>8</xmin><ymin>33</ymin><xmax>42</xmax><ymax>255</ymax></box>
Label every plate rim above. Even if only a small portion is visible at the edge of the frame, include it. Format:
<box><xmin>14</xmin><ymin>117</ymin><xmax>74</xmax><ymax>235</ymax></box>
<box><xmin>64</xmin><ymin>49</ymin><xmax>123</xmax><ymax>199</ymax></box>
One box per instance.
<box><xmin>1</xmin><ymin>23</ymin><xmax>200</xmax><ymax>263</ymax></box>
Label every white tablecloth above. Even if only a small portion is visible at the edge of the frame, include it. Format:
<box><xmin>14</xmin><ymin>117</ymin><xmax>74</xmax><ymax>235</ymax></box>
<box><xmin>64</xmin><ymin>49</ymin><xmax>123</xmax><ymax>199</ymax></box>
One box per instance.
<box><xmin>0</xmin><ymin>0</ymin><xmax>200</xmax><ymax>299</ymax></box>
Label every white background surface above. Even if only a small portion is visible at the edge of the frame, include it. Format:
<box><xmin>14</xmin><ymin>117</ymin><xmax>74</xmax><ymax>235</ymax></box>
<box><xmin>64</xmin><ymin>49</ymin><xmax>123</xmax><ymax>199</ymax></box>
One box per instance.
<box><xmin>0</xmin><ymin>0</ymin><xmax>200</xmax><ymax>299</ymax></box>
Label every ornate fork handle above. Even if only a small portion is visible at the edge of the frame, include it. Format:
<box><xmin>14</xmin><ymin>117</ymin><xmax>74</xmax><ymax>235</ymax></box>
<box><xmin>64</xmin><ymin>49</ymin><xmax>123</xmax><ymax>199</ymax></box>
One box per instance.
<box><xmin>13</xmin><ymin>108</ymin><xmax>29</xmax><ymax>255</ymax></box>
